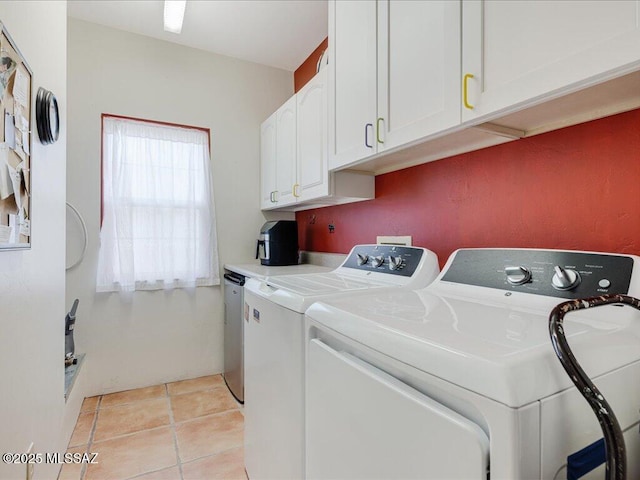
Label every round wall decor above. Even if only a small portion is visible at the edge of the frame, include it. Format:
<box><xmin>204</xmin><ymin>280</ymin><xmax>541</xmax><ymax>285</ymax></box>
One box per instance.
<box><xmin>35</xmin><ymin>87</ymin><xmax>59</xmax><ymax>145</ymax></box>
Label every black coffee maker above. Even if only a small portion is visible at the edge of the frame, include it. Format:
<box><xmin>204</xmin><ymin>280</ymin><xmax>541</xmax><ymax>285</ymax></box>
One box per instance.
<box><xmin>255</xmin><ymin>220</ymin><xmax>299</xmax><ymax>266</ymax></box>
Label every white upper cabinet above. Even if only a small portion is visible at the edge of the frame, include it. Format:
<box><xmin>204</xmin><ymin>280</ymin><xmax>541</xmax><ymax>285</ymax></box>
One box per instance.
<box><xmin>461</xmin><ymin>0</ymin><xmax>640</xmax><ymax>122</ymax></box>
<box><xmin>275</xmin><ymin>95</ymin><xmax>297</xmax><ymax>205</ymax></box>
<box><xmin>260</xmin><ymin>71</ymin><xmax>329</xmax><ymax>209</ymax></box>
<box><xmin>329</xmin><ymin>0</ymin><xmax>378</xmax><ymax>169</ymax></box>
<box><xmin>329</xmin><ymin>0</ymin><xmax>461</xmax><ymax>171</ymax></box>
<box><xmin>260</xmin><ymin>95</ymin><xmax>297</xmax><ymax>209</ymax></box>
<box><xmin>326</xmin><ymin>0</ymin><xmax>640</xmax><ymax>175</ymax></box>
<box><xmin>297</xmin><ymin>67</ymin><xmax>329</xmax><ymax>202</ymax></box>
<box><xmin>260</xmin><ymin>112</ymin><xmax>277</xmax><ymax>209</ymax></box>
<box><xmin>260</xmin><ymin>68</ymin><xmax>374</xmax><ymax>211</ymax></box>
<box><xmin>377</xmin><ymin>0</ymin><xmax>461</xmax><ymax>152</ymax></box>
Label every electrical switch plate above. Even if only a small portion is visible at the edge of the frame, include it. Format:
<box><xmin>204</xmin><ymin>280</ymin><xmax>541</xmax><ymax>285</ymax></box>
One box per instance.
<box><xmin>376</xmin><ymin>236</ymin><xmax>412</xmax><ymax>246</ymax></box>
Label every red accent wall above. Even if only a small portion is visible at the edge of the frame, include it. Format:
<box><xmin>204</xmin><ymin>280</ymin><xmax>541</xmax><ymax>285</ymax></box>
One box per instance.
<box><xmin>294</xmin><ymin>38</ymin><xmax>328</xmax><ymax>93</ymax></box>
<box><xmin>296</xmin><ymin>108</ymin><xmax>640</xmax><ymax>268</ymax></box>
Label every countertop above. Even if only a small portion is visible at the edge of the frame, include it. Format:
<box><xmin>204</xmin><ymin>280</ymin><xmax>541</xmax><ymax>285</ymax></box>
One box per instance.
<box><xmin>224</xmin><ymin>262</ymin><xmax>333</xmax><ymax>280</ymax></box>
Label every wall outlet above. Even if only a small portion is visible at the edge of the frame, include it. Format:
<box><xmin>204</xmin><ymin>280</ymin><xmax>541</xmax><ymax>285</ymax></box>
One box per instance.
<box><xmin>376</xmin><ymin>235</ymin><xmax>412</xmax><ymax>246</ymax></box>
<box><xmin>25</xmin><ymin>442</ymin><xmax>34</xmax><ymax>480</ymax></box>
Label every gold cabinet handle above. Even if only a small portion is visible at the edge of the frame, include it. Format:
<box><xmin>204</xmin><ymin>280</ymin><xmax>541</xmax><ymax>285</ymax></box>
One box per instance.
<box><xmin>376</xmin><ymin>117</ymin><xmax>384</xmax><ymax>144</ymax></box>
<box><xmin>293</xmin><ymin>184</ymin><xmax>300</xmax><ymax>198</ymax></box>
<box><xmin>463</xmin><ymin>73</ymin><xmax>474</xmax><ymax>110</ymax></box>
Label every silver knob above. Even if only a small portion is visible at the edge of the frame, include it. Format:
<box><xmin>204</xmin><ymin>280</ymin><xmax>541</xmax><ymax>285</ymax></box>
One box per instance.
<box><xmin>371</xmin><ymin>256</ymin><xmax>384</xmax><ymax>268</ymax></box>
<box><xmin>505</xmin><ymin>266</ymin><xmax>531</xmax><ymax>285</ymax></box>
<box><xmin>388</xmin><ymin>256</ymin><xmax>404</xmax><ymax>271</ymax></box>
<box><xmin>357</xmin><ymin>253</ymin><xmax>369</xmax><ymax>266</ymax></box>
<box><xmin>552</xmin><ymin>266</ymin><xmax>581</xmax><ymax>290</ymax></box>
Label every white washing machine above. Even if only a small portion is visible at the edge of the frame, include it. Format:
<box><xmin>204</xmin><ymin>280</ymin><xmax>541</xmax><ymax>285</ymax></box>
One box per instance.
<box><xmin>243</xmin><ymin>244</ymin><xmax>440</xmax><ymax>480</ymax></box>
<box><xmin>305</xmin><ymin>248</ymin><xmax>640</xmax><ymax>480</ymax></box>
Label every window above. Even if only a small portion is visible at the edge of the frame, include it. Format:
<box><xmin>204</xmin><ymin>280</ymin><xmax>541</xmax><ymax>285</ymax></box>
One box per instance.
<box><xmin>96</xmin><ymin>115</ymin><xmax>219</xmax><ymax>292</ymax></box>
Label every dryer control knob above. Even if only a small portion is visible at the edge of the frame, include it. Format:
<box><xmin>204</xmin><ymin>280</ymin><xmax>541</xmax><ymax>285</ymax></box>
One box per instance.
<box><xmin>357</xmin><ymin>253</ymin><xmax>369</xmax><ymax>266</ymax></box>
<box><xmin>552</xmin><ymin>266</ymin><xmax>581</xmax><ymax>290</ymax></box>
<box><xmin>505</xmin><ymin>266</ymin><xmax>532</xmax><ymax>285</ymax></box>
<box><xmin>371</xmin><ymin>256</ymin><xmax>384</xmax><ymax>268</ymax></box>
<box><xmin>388</xmin><ymin>256</ymin><xmax>404</xmax><ymax>271</ymax></box>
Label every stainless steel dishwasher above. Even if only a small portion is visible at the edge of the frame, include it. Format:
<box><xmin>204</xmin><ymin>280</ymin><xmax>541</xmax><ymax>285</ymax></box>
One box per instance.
<box><xmin>223</xmin><ymin>271</ymin><xmax>245</xmax><ymax>403</ymax></box>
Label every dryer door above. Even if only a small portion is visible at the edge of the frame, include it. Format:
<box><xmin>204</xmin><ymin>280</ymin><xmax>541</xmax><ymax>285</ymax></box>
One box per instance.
<box><xmin>306</xmin><ymin>338</ymin><xmax>490</xmax><ymax>479</ymax></box>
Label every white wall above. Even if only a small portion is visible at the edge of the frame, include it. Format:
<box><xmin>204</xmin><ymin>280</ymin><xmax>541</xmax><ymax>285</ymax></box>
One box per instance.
<box><xmin>0</xmin><ymin>2</ymin><xmax>67</xmax><ymax>480</ymax></box>
<box><xmin>66</xmin><ymin>19</ymin><xmax>294</xmax><ymax>396</ymax></box>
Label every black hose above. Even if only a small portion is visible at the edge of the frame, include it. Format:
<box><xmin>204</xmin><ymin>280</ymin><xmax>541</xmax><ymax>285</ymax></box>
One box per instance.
<box><xmin>549</xmin><ymin>294</ymin><xmax>640</xmax><ymax>480</ymax></box>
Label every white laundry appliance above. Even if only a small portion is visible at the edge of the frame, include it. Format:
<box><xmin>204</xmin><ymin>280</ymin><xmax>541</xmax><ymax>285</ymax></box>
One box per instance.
<box><xmin>305</xmin><ymin>248</ymin><xmax>640</xmax><ymax>480</ymax></box>
<box><xmin>222</xmin><ymin>263</ymin><xmax>333</xmax><ymax>403</ymax></box>
<box><xmin>243</xmin><ymin>244</ymin><xmax>440</xmax><ymax>480</ymax></box>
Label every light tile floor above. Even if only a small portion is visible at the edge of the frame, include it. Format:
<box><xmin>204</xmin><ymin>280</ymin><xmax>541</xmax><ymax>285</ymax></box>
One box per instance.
<box><xmin>59</xmin><ymin>375</ymin><xmax>246</xmax><ymax>480</ymax></box>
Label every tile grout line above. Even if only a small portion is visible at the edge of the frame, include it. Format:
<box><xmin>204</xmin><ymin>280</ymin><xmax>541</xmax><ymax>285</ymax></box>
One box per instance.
<box><xmin>76</xmin><ymin>422</ymin><xmax>177</xmax><ymax>445</ymax></box>
<box><xmin>80</xmin><ymin>395</ymin><xmax>102</xmax><ymax>480</ymax></box>
<box><xmin>176</xmin><ymin>444</ymin><xmax>245</xmax><ymax>466</ymax></box>
<box><xmin>165</xmin><ymin>383</ymin><xmax>185</xmax><ymax>480</ymax></box>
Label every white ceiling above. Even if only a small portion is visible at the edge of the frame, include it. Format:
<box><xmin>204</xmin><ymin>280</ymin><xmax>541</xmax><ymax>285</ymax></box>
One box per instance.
<box><xmin>67</xmin><ymin>0</ymin><xmax>328</xmax><ymax>71</ymax></box>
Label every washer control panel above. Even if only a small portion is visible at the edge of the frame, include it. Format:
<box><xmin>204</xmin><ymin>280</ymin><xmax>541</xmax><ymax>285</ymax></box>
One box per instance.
<box><xmin>342</xmin><ymin>245</ymin><xmax>424</xmax><ymax>277</ymax></box>
<box><xmin>441</xmin><ymin>249</ymin><xmax>634</xmax><ymax>299</ymax></box>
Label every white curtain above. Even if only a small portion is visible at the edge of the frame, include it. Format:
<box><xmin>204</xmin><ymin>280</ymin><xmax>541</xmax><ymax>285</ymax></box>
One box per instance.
<box><xmin>97</xmin><ymin>117</ymin><xmax>219</xmax><ymax>292</ymax></box>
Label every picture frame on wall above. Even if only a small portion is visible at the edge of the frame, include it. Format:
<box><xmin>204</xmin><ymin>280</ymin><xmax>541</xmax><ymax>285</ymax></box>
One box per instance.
<box><xmin>0</xmin><ymin>21</ymin><xmax>33</xmax><ymax>250</ymax></box>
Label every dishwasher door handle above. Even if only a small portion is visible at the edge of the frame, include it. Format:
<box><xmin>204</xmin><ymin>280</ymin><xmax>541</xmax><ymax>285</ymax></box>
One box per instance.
<box><xmin>224</xmin><ymin>273</ymin><xmax>246</xmax><ymax>286</ymax></box>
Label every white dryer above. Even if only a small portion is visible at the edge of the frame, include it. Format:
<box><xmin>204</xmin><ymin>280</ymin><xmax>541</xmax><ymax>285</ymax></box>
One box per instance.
<box><xmin>243</xmin><ymin>244</ymin><xmax>440</xmax><ymax>480</ymax></box>
<box><xmin>305</xmin><ymin>248</ymin><xmax>640</xmax><ymax>480</ymax></box>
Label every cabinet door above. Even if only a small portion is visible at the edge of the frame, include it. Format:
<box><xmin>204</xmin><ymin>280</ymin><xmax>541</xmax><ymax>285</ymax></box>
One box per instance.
<box><xmin>275</xmin><ymin>95</ymin><xmax>297</xmax><ymax>205</ymax></box>
<box><xmin>259</xmin><ymin>112</ymin><xmax>277</xmax><ymax>209</ymax></box>
<box><xmin>328</xmin><ymin>0</ymin><xmax>378</xmax><ymax>170</ymax></box>
<box><xmin>377</xmin><ymin>0</ymin><xmax>461</xmax><ymax>151</ymax></box>
<box><xmin>297</xmin><ymin>68</ymin><xmax>329</xmax><ymax>202</ymax></box>
<box><xmin>462</xmin><ymin>0</ymin><xmax>640</xmax><ymax>122</ymax></box>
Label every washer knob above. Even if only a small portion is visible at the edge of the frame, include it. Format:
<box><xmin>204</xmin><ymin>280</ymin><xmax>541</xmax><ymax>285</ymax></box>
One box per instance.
<box><xmin>388</xmin><ymin>256</ymin><xmax>404</xmax><ymax>271</ymax></box>
<box><xmin>357</xmin><ymin>253</ymin><xmax>369</xmax><ymax>266</ymax></box>
<box><xmin>552</xmin><ymin>266</ymin><xmax>581</xmax><ymax>290</ymax></box>
<box><xmin>371</xmin><ymin>256</ymin><xmax>384</xmax><ymax>268</ymax></box>
<box><xmin>505</xmin><ymin>266</ymin><xmax>532</xmax><ymax>285</ymax></box>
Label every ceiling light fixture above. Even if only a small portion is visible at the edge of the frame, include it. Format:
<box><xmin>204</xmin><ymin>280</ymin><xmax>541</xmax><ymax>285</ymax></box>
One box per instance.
<box><xmin>164</xmin><ymin>0</ymin><xmax>186</xmax><ymax>34</ymax></box>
